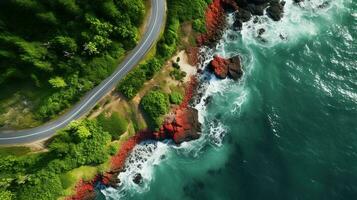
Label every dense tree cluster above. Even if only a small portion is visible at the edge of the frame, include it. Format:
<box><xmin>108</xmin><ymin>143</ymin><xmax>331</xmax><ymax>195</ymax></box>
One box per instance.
<box><xmin>140</xmin><ymin>90</ymin><xmax>170</xmax><ymax>128</ymax></box>
<box><xmin>0</xmin><ymin>119</ymin><xmax>112</xmax><ymax>200</ymax></box>
<box><xmin>0</xmin><ymin>0</ymin><xmax>145</xmax><ymax>120</ymax></box>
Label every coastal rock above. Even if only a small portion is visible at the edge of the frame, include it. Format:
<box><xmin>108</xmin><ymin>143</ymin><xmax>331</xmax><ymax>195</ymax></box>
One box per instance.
<box><xmin>236</xmin><ymin>8</ymin><xmax>252</xmax><ymax>22</ymax></box>
<box><xmin>209</xmin><ymin>55</ymin><xmax>243</xmax><ymax>80</ymax></box>
<box><xmin>227</xmin><ymin>56</ymin><xmax>243</xmax><ymax>80</ymax></box>
<box><xmin>293</xmin><ymin>0</ymin><xmax>304</xmax><ymax>3</ymax></box>
<box><xmin>210</xmin><ymin>56</ymin><xmax>229</xmax><ymax>79</ymax></box>
<box><xmin>133</xmin><ymin>173</ymin><xmax>143</xmax><ymax>184</ymax></box>
<box><xmin>172</xmin><ymin>108</ymin><xmax>201</xmax><ymax>144</ymax></box>
<box><xmin>197</xmin><ymin>0</ymin><xmax>241</xmax><ymax>46</ymax></box>
<box><xmin>258</xmin><ymin>28</ymin><xmax>265</xmax><ymax>36</ymax></box>
<box><xmin>221</xmin><ymin>0</ymin><xmax>239</xmax><ymax>12</ymax></box>
<box><xmin>233</xmin><ymin>19</ymin><xmax>243</xmax><ymax>31</ymax></box>
<box><xmin>233</xmin><ymin>0</ymin><xmax>286</xmax><ymax>30</ymax></box>
<box><xmin>247</xmin><ymin>3</ymin><xmax>266</xmax><ymax>16</ymax></box>
<box><xmin>156</xmin><ymin>107</ymin><xmax>201</xmax><ymax>144</ymax></box>
<box><xmin>266</xmin><ymin>0</ymin><xmax>285</xmax><ymax>21</ymax></box>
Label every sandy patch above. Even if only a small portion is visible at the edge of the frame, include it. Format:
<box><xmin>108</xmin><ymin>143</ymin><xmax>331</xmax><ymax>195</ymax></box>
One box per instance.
<box><xmin>173</xmin><ymin>50</ymin><xmax>197</xmax><ymax>82</ymax></box>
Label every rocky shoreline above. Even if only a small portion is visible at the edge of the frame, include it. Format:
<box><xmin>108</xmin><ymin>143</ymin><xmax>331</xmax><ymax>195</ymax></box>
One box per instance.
<box><xmin>66</xmin><ymin>0</ymin><xmax>291</xmax><ymax>199</ymax></box>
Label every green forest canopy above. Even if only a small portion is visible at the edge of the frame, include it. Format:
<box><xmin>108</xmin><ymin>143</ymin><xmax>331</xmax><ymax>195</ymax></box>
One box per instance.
<box><xmin>0</xmin><ymin>0</ymin><xmax>145</xmax><ymax>120</ymax></box>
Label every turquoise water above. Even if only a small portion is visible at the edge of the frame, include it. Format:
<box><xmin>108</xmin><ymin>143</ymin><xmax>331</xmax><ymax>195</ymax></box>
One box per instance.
<box><xmin>103</xmin><ymin>0</ymin><xmax>357</xmax><ymax>199</ymax></box>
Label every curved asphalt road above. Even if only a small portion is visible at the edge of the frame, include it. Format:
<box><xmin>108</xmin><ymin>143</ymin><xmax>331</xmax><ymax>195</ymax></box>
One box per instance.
<box><xmin>0</xmin><ymin>0</ymin><xmax>166</xmax><ymax>145</ymax></box>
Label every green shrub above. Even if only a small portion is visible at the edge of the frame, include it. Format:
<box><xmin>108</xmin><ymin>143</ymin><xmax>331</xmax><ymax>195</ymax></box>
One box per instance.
<box><xmin>193</xmin><ymin>18</ymin><xmax>206</xmax><ymax>33</ymax></box>
<box><xmin>140</xmin><ymin>90</ymin><xmax>169</xmax><ymax>128</ymax></box>
<box><xmin>117</xmin><ymin>67</ymin><xmax>146</xmax><ymax>99</ymax></box>
<box><xmin>170</xmin><ymin>68</ymin><xmax>186</xmax><ymax>81</ymax></box>
<box><xmin>172</xmin><ymin>61</ymin><xmax>180</xmax><ymax>69</ymax></box>
<box><xmin>170</xmin><ymin>91</ymin><xmax>183</xmax><ymax>105</ymax></box>
<box><xmin>108</xmin><ymin>144</ymin><xmax>119</xmax><ymax>156</ymax></box>
<box><xmin>0</xmin><ymin>189</ymin><xmax>13</xmax><ymax>200</ymax></box>
<box><xmin>17</xmin><ymin>171</ymin><xmax>63</xmax><ymax>200</ymax></box>
<box><xmin>118</xmin><ymin>57</ymin><xmax>164</xmax><ymax>99</ymax></box>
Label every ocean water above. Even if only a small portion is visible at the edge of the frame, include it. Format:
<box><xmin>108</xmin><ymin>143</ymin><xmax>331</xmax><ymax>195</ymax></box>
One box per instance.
<box><xmin>102</xmin><ymin>0</ymin><xmax>357</xmax><ymax>199</ymax></box>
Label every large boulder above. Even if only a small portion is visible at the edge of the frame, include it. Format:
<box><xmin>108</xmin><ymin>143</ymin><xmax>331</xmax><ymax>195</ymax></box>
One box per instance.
<box><xmin>172</xmin><ymin>108</ymin><xmax>201</xmax><ymax>144</ymax></box>
<box><xmin>210</xmin><ymin>56</ymin><xmax>229</xmax><ymax>79</ymax></box>
<box><xmin>221</xmin><ymin>0</ymin><xmax>239</xmax><ymax>12</ymax></box>
<box><xmin>247</xmin><ymin>3</ymin><xmax>266</xmax><ymax>15</ymax></box>
<box><xmin>227</xmin><ymin>55</ymin><xmax>243</xmax><ymax>80</ymax></box>
<box><xmin>209</xmin><ymin>55</ymin><xmax>243</xmax><ymax>80</ymax></box>
<box><xmin>133</xmin><ymin>173</ymin><xmax>143</xmax><ymax>185</ymax></box>
<box><xmin>266</xmin><ymin>0</ymin><xmax>285</xmax><ymax>21</ymax></box>
<box><xmin>156</xmin><ymin>108</ymin><xmax>201</xmax><ymax>144</ymax></box>
<box><xmin>233</xmin><ymin>0</ymin><xmax>286</xmax><ymax>30</ymax></box>
<box><xmin>236</xmin><ymin>8</ymin><xmax>252</xmax><ymax>22</ymax></box>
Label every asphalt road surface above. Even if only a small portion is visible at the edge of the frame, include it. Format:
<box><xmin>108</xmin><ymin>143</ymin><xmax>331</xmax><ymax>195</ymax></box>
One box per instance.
<box><xmin>0</xmin><ymin>0</ymin><xmax>166</xmax><ymax>145</ymax></box>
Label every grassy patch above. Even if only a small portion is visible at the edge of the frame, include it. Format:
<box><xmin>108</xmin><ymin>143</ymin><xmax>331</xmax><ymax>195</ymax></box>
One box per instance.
<box><xmin>0</xmin><ymin>146</ymin><xmax>31</xmax><ymax>157</ymax></box>
<box><xmin>60</xmin><ymin>166</ymin><xmax>99</xmax><ymax>196</ymax></box>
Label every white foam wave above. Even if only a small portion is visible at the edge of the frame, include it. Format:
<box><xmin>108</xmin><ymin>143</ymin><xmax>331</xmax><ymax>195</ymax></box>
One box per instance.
<box><xmin>240</xmin><ymin>0</ymin><xmax>345</xmax><ymax>46</ymax></box>
<box><xmin>102</xmin><ymin>141</ymin><xmax>170</xmax><ymax>199</ymax></box>
<box><xmin>206</xmin><ymin>120</ymin><xmax>227</xmax><ymax>147</ymax></box>
<box><xmin>195</xmin><ymin>76</ymin><xmax>233</xmax><ymax>123</ymax></box>
<box><xmin>231</xmin><ymin>89</ymin><xmax>248</xmax><ymax>115</ymax></box>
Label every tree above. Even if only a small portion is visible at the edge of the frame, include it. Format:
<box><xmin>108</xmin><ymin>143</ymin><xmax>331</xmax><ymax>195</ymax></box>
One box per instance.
<box><xmin>68</xmin><ymin>121</ymin><xmax>91</xmax><ymax>140</ymax></box>
<box><xmin>51</xmin><ymin>36</ymin><xmax>77</xmax><ymax>54</ymax></box>
<box><xmin>118</xmin><ymin>68</ymin><xmax>146</xmax><ymax>99</ymax></box>
<box><xmin>169</xmin><ymin>91</ymin><xmax>183</xmax><ymax>105</ymax></box>
<box><xmin>0</xmin><ymin>189</ymin><xmax>13</xmax><ymax>200</ymax></box>
<box><xmin>144</xmin><ymin>58</ymin><xmax>163</xmax><ymax>80</ymax></box>
<box><xmin>49</xmin><ymin>77</ymin><xmax>67</xmax><ymax>88</ymax></box>
<box><xmin>17</xmin><ymin>171</ymin><xmax>63</xmax><ymax>200</ymax></box>
<box><xmin>140</xmin><ymin>90</ymin><xmax>169</xmax><ymax>128</ymax></box>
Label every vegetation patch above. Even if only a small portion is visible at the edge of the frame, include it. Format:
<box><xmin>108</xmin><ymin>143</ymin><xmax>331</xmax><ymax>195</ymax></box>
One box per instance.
<box><xmin>0</xmin><ymin>0</ymin><xmax>146</xmax><ymax>122</ymax></box>
<box><xmin>0</xmin><ymin>119</ymin><xmax>112</xmax><ymax>200</ymax></box>
<box><xmin>0</xmin><ymin>146</ymin><xmax>31</xmax><ymax>157</ymax></box>
<box><xmin>97</xmin><ymin>112</ymin><xmax>128</xmax><ymax>140</ymax></box>
<box><xmin>118</xmin><ymin>0</ymin><xmax>210</xmax><ymax>100</ymax></box>
<box><xmin>140</xmin><ymin>90</ymin><xmax>170</xmax><ymax>129</ymax></box>
<box><xmin>170</xmin><ymin>91</ymin><xmax>184</xmax><ymax>105</ymax></box>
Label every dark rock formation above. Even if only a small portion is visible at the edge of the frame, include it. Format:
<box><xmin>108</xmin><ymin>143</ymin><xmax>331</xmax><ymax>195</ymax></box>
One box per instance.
<box><xmin>133</xmin><ymin>173</ymin><xmax>143</xmax><ymax>184</ymax></box>
<box><xmin>236</xmin><ymin>8</ymin><xmax>252</xmax><ymax>22</ymax></box>
<box><xmin>227</xmin><ymin>56</ymin><xmax>243</xmax><ymax>80</ymax></box>
<box><xmin>258</xmin><ymin>28</ymin><xmax>265</xmax><ymax>36</ymax></box>
<box><xmin>233</xmin><ymin>19</ymin><xmax>243</xmax><ymax>31</ymax></box>
<box><xmin>266</xmin><ymin>0</ymin><xmax>285</xmax><ymax>21</ymax></box>
<box><xmin>209</xmin><ymin>55</ymin><xmax>243</xmax><ymax>80</ymax></box>
<box><xmin>233</xmin><ymin>0</ymin><xmax>286</xmax><ymax>29</ymax></box>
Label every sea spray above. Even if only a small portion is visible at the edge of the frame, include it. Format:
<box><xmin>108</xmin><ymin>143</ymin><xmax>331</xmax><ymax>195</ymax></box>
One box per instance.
<box><xmin>241</xmin><ymin>0</ymin><xmax>347</xmax><ymax>46</ymax></box>
<box><xmin>101</xmin><ymin>141</ymin><xmax>171</xmax><ymax>198</ymax></box>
